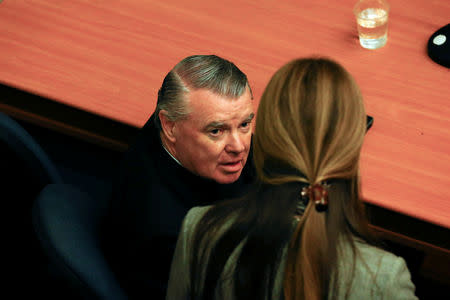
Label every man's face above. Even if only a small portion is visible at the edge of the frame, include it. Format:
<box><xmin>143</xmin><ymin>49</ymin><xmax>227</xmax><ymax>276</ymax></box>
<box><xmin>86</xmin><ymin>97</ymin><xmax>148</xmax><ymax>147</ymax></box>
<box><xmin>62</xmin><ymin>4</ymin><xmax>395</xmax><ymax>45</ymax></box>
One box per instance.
<box><xmin>172</xmin><ymin>88</ymin><xmax>254</xmax><ymax>184</ymax></box>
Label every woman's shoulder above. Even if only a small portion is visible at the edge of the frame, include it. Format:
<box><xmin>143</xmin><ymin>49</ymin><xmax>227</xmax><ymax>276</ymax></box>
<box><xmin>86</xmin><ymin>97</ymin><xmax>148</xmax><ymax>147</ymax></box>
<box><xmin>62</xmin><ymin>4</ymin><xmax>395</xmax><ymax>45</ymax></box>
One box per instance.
<box><xmin>180</xmin><ymin>206</ymin><xmax>212</xmax><ymax>232</ymax></box>
<box><xmin>185</xmin><ymin>205</ymin><xmax>212</xmax><ymax>220</ymax></box>
<box><xmin>338</xmin><ymin>240</ymin><xmax>418</xmax><ymax>299</ymax></box>
<box><xmin>353</xmin><ymin>240</ymin><xmax>412</xmax><ymax>279</ymax></box>
<box><xmin>354</xmin><ymin>240</ymin><xmax>400</xmax><ymax>266</ymax></box>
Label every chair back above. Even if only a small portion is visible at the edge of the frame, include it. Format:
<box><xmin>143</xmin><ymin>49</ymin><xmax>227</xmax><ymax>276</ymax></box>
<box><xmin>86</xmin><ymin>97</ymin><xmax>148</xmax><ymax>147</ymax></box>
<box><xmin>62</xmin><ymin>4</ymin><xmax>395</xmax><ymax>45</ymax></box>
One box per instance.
<box><xmin>0</xmin><ymin>112</ymin><xmax>65</xmax><ymax>297</ymax></box>
<box><xmin>0</xmin><ymin>112</ymin><xmax>62</xmax><ymax>187</ymax></box>
<box><xmin>33</xmin><ymin>183</ymin><xmax>128</xmax><ymax>300</ymax></box>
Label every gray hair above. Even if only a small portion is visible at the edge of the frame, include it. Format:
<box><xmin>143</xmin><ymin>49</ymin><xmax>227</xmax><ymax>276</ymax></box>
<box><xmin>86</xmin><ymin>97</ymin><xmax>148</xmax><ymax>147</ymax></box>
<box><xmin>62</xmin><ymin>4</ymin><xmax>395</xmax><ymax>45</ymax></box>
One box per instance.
<box><xmin>154</xmin><ymin>55</ymin><xmax>252</xmax><ymax>129</ymax></box>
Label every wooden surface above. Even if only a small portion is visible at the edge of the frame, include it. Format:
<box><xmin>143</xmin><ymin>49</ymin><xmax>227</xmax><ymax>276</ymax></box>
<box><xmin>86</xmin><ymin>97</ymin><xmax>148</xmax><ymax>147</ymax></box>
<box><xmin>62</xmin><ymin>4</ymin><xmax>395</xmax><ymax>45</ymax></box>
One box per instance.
<box><xmin>0</xmin><ymin>0</ymin><xmax>449</xmax><ymax>234</ymax></box>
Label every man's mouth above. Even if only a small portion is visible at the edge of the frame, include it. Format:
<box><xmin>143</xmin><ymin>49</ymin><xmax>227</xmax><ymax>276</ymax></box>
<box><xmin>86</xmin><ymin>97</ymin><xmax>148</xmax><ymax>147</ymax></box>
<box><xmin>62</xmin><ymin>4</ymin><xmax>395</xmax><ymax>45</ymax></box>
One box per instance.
<box><xmin>220</xmin><ymin>160</ymin><xmax>243</xmax><ymax>173</ymax></box>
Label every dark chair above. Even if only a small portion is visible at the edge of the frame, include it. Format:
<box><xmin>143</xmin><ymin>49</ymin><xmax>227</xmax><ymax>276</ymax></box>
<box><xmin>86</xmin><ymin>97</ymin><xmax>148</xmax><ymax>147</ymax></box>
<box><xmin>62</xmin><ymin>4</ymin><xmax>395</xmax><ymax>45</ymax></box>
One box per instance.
<box><xmin>32</xmin><ymin>183</ymin><xmax>128</xmax><ymax>300</ymax></box>
<box><xmin>0</xmin><ymin>112</ymin><xmax>62</xmax><ymax>188</ymax></box>
<box><xmin>0</xmin><ymin>112</ymin><xmax>63</xmax><ymax>297</ymax></box>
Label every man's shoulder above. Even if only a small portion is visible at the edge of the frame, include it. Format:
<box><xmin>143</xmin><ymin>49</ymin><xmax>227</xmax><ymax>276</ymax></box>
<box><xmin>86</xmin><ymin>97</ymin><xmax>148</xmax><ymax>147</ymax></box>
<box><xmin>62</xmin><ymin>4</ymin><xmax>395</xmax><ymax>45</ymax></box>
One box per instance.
<box><xmin>120</xmin><ymin>117</ymin><xmax>161</xmax><ymax>171</ymax></box>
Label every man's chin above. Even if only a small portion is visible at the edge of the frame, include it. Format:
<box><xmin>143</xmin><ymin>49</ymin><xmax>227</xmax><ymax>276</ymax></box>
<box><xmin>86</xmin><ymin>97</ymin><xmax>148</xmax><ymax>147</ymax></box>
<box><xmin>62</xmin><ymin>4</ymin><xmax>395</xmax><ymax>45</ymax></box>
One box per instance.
<box><xmin>214</xmin><ymin>170</ymin><xmax>243</xmax><ymax>184</ymax></box>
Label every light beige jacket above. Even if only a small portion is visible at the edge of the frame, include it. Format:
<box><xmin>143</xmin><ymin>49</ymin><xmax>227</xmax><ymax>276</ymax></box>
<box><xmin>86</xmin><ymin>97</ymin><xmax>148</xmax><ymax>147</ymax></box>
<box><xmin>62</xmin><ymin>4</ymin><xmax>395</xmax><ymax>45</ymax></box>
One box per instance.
<box><xmin>167</xmin><ymin>206</ymin><xmax>418</xmax><ymax>300</ymax></box>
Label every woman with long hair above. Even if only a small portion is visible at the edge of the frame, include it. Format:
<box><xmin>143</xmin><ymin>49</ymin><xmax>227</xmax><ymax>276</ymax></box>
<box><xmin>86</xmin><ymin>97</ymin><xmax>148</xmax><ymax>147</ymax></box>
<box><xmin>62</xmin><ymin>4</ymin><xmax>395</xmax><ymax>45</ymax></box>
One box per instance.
<box><xmin>166</xmin><ymin>57</ymin><xmax>418</xmax><ymax>300</ymax></box>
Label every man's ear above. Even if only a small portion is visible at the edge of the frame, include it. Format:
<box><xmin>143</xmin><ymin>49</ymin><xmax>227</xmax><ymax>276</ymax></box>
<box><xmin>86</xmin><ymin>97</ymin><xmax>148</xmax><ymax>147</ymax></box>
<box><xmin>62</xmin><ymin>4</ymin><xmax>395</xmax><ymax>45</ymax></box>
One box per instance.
<box><xmin>159</xmin><ymin>110</ymin><xmax>177</xmax><ymax>143</ymax></box>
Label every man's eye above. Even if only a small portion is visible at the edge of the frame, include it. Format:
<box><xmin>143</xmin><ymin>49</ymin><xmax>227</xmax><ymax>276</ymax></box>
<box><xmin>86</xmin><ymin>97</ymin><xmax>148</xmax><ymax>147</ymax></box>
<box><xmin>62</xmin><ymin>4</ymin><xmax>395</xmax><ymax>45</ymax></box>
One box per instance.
<box><xmin>241</xmin><ymin>122</ymin><xmax>249</xmax><ymax>128</ymax></box>
<box><xmin>210</xmin><ymin>128</ymin><xmax>222</xmax><ymax>136</ymax></box>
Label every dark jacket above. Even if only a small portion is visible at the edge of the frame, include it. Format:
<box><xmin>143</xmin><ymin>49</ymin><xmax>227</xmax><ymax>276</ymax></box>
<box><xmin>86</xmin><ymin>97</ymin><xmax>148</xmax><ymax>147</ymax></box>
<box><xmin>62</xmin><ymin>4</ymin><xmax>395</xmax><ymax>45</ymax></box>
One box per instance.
<box><xmin>104</xmin><ymin>113</ymin><xmax>255</xmax><ymax>299</ymax></box>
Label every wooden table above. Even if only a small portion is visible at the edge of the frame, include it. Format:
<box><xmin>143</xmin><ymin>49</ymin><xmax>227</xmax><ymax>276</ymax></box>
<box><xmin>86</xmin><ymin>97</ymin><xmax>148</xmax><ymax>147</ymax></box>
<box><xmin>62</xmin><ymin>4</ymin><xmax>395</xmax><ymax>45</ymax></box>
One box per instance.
<box><xmin>0</xmin><ymin>0</ymin><xmax>449</xmax><ymax>277</ymax></box>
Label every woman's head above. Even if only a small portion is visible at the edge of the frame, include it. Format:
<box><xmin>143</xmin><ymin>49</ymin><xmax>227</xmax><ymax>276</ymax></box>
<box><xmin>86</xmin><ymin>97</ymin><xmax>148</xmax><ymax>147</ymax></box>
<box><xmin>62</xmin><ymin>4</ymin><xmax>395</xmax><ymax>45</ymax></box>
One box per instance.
<box><xmin>252</xmin><ymin>57</ymin><xmax>370</xmax><ymax>300</ymax></box>
<box><xmin>254</xmin><ymin>57</ymin><xmax>366</xmax><ymax>186</ymax></box>
<box><xmin>189</xmin><ymin>57</ymin><xmax>373</xmax><ymax>300</ymax></box>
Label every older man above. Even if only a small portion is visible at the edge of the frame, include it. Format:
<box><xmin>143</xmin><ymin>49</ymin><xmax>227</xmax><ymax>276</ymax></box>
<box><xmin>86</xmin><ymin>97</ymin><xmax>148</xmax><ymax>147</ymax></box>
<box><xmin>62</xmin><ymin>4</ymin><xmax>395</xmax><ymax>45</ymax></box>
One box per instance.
<box><xmin>105</xmin><ymin>55</ymin><xmax>255</xmax><ymax>299</ymax></box>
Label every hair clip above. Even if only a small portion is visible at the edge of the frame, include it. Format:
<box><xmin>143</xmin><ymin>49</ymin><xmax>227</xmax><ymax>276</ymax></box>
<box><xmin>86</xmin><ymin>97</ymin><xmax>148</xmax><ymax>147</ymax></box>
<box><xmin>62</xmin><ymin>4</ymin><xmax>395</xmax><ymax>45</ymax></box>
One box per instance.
<box><xmin>301</xmin><ymin>182</ymin><xmax>330</xmax><ymax>212</ymax></box>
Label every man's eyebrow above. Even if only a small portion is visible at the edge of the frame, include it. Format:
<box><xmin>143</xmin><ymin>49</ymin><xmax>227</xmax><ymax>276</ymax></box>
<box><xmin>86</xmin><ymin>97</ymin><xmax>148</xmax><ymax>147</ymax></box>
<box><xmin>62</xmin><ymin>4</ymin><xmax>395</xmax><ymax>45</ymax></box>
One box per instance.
<box><xmin>204</xmin><ymin>113</ymin><xmax>255</xmax><ymax>129</ymax></box>
<box><xmin>205</xmin><ymin>121</ymin><xmax>225</xmax><ymax>129</ymax></box>
<box><xmin>245</xmin><ymin>113</ymin><xmax>255</xmax><ymax>121</ymax></box>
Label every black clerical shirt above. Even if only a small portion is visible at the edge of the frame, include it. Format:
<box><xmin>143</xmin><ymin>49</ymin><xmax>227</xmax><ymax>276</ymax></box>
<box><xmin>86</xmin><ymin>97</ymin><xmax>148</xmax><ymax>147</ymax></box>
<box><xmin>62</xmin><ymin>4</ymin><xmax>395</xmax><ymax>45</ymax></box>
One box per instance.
<box><xmin>104</xmin><ymin>113</ymin><xmax>255</xmax><ymax>300</ymax></box>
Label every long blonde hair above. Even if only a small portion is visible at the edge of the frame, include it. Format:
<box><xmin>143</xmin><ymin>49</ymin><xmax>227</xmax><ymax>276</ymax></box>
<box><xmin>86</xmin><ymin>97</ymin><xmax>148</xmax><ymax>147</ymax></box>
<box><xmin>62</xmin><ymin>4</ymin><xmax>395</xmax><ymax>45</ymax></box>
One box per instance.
<box><xmin>190</xmin><ymin>57</ymin><xmax>373</xmax><ymax>300</ymax></box>
<box><xmin>254</xmin><ymin>57</ymin><xmax>370</xmax><ymax>300</ymax></box>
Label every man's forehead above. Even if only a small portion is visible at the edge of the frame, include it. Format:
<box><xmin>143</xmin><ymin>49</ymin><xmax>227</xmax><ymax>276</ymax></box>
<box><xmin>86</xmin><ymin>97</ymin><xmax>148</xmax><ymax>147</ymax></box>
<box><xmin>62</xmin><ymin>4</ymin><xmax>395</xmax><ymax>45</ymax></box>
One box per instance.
<box><xmin>186</xmin><ymin>88</ymin><xmax>253</xmax><ymax>123</ymax></box>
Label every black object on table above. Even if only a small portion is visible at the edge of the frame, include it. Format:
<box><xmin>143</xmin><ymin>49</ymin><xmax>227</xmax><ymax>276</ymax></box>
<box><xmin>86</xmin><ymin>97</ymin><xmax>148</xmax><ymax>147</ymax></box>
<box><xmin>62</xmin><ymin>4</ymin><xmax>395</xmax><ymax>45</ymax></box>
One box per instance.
<box><xmin>427</xmin><ymin>23</ymin><xmax>450</xmax><ymax>68</ymax></box>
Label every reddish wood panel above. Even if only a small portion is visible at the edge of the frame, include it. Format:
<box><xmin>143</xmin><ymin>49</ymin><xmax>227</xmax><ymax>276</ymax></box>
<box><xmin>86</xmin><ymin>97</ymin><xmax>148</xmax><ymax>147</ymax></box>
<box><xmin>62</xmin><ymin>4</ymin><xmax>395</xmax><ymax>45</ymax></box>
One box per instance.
<box><xmin>0</xmin><ymin>0</ymin><xmax>449</xmax><ymax>229</ymax></box>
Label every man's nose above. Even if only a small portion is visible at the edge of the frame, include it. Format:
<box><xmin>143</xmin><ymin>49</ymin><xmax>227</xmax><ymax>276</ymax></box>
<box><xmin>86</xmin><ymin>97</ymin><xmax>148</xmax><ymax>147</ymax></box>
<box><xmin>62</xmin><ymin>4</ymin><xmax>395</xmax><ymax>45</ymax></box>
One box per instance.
<box><xmin>225</xmin><ymin>132</ymin><xmax>246</xmax><ymax>153</ymax></box>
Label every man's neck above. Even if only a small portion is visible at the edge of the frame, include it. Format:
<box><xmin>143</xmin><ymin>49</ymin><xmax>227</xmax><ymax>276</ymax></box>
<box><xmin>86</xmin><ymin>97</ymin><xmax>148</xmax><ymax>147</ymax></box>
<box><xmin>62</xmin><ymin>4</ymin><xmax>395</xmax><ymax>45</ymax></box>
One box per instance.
<box><xmin>159</xmin><ymin>132</ymin><xmax>182</xmax><ymax>166</ymax></box>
